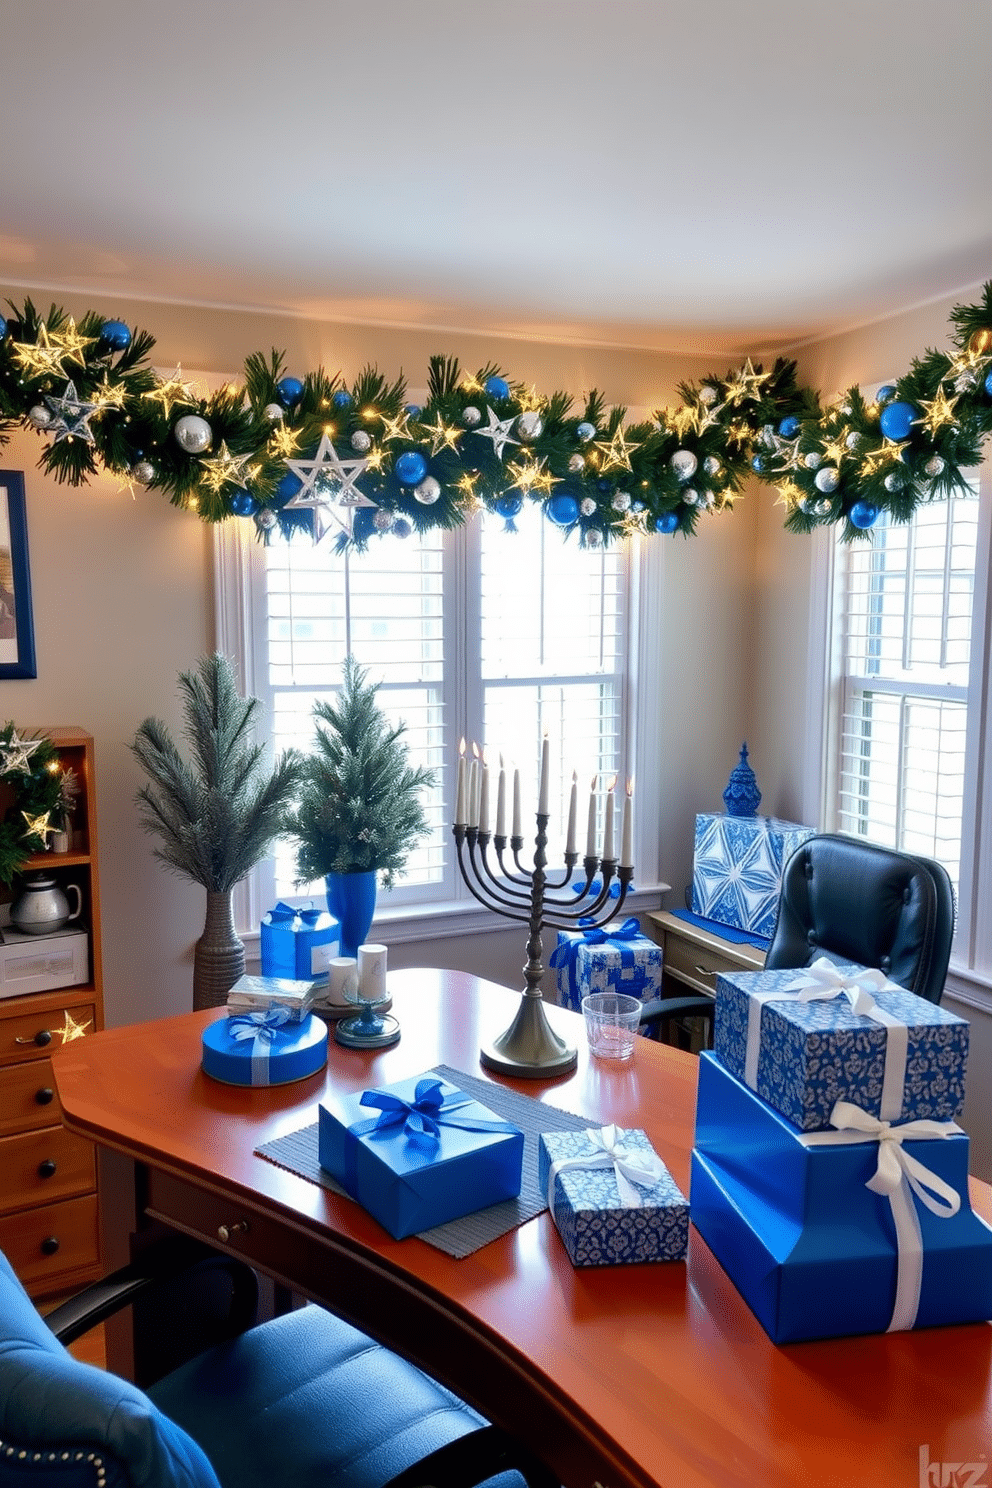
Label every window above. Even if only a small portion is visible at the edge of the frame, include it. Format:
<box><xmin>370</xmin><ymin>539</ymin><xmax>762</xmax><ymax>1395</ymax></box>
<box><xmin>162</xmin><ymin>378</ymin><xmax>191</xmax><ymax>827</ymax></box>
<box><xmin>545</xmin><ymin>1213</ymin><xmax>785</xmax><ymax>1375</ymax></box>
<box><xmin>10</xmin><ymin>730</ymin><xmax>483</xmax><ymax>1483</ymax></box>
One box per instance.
<box><xmin>215</xmin><ymin>499</ymin><xmax>660</xmax><ymax>941</ymax></box>
<box><xmin>826</xmin><ymin>456</ymin><xmax>992</xmax><ymax>989</ymax></box>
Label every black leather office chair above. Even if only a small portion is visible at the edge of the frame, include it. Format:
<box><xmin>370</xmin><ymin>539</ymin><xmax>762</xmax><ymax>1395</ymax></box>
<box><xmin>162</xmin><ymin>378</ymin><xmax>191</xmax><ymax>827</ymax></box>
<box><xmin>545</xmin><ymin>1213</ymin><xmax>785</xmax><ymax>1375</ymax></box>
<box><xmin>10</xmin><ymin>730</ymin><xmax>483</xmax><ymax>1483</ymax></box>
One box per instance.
<box><xmin>0</xmin><ymin>1237</ymin><xmax>554</xmax><ymax>1488</ymax></box>
<box><xmin>640</xmin><ymin>832</ymin><xmax>956</xmax><ymax>1044</ymax></box>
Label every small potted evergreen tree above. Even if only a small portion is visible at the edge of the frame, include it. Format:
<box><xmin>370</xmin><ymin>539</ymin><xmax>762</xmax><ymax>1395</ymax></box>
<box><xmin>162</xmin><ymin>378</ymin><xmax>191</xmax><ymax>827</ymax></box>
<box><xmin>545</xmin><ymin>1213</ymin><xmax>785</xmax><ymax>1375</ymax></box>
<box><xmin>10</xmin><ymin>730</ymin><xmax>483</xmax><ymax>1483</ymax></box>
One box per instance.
<box><xmin>131</xmin><ymin>653</ymin><xmax>302</xmax><ymax>1009</ymax></box>
<box><xmin>289</xmin><ymin>656</ymin><xmax>434</xmax><ymax>956</ymax></box>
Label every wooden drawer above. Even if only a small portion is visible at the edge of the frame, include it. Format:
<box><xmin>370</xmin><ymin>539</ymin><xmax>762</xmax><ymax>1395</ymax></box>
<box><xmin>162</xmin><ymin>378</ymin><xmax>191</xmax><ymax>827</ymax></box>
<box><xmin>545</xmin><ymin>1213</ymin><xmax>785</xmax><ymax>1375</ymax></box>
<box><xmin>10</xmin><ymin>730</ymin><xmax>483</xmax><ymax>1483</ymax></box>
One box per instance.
<box><xmin>0</xmin><ymin>1057</ymin><xmax>63</xmax><ymax>1136</ymax></box>
<box><xmin>663</xmin><ymin>933</ymin><xmax>759</xmax><ymax>997</ymax></box>
<box><xmin>0</xmin><ymin>1000</ymin><xmax>97</xmax><ymax>1065</ymax></box>
<box><xmin>0</xmin><ymin>1124</ymin><xmax>95</xmax><ymax>1214</ymax></box>
<box><xmin>0</xmin><ymin>1192</ymin><xmax>99</xmax><ymax>1292</ymax></box>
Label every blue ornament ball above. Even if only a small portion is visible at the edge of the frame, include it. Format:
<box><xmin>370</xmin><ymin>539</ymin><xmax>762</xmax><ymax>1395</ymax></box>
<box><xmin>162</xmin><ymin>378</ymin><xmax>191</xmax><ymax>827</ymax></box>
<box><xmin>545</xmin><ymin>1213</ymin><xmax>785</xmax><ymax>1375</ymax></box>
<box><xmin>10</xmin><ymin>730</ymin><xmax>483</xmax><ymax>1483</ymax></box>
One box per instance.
<box><xmin>275</xmin><ymin>470</ymin><xmax>302</xmax><ymax>503</ymax></box>
<box><xmin>849</xmin><ymin>500</ymin><xmax>879</xmax><ymax>530</ymax></box>
<box><xmin>405</xmin><ymin>404</ymin><xmax>422</xmax><ymax>418</ymax></box>
<box><xmin>230</xmin><ymin>490</ymin><xmax>259</xmax><ymax>517</ymax></box>
<box><xmin>332</xmin><ymin>389</ymin><xmax>353</xmax><ymax>408</ymax></box>
<box><xmin>99</xmin><ymin>319</ymin><xmax>131</xmax><ymax>351</ymax></box>
<box><xmin>751</xmin><ymin>455</ymin><xmax>765</xmax><ymax>473</ymax></box>
<box><xmin>484</xmin><ymin>376</ymin><xmax>510</xmax><ymax>401</ymax></box>
<box><xmin>277</xmin><ymin>376</ymin><xmax>304</xmax><ymax>408</ymax></box>
<box><xmin>0</xmin><ymin>314</ymin><xmax>6</xmax><ymax>339</ymax></box>
<box><xmin>655</xmin><ymin>511</ymin><xmax>680</xmax><ymax>534</ymax></box>
<box><xmin>495</xmin><ymin>494</ymin><xmax>523</xmax><ymax>519</ymax></box>
<box><xmin>777</xmin><ymin>415</ymin><xmax>800</xmax><ymax>438</ymax></box>
<box><xmin>395</xmin><ymin>450</ymin><xmax>428</xmax><ymax>486</ymax></box>
<box><xmin>546</xmin><ymin>493</ymin><xmax>579</xmax><ymax>527</ymax></box>
<box><xmin>984</xmin><ymin>370</ymin><xmax>992</xmax><ymax>398</ymax></box>
<box><xmin>878</xmin><ymin>400</ymin><xmax>916</xmax><ymax>441</ymax></box>
<box><xmin>392</xmin><ymin>516</ymin><xmax>413</xmax><ymax>539</ymax></box>
<box><xmin>875</xmin><ymin>384</ymin><xmax>897</xmax><ymax>406</ymax></box>
<box><xmin>596</xmin><ymin>477</ymin><xmax>612</xmax><ymax>492</ymax></box>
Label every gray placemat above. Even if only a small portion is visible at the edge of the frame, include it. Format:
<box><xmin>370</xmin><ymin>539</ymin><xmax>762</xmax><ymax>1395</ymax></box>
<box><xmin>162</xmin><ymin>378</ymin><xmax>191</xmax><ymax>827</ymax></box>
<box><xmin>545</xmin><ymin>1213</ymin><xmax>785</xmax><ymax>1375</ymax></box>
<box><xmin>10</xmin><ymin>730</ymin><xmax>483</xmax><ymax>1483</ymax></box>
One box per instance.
<box><xmin>255</xmin><ymin>1063</ymin><xmax>594</xmax><ymax>1258</ymax></box>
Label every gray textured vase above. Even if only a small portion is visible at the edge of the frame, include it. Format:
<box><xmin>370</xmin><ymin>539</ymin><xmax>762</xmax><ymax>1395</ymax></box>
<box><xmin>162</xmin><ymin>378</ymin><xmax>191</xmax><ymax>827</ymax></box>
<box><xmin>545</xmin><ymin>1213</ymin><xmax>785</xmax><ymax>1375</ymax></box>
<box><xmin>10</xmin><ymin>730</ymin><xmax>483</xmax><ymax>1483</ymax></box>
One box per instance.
<box><xmin>193</xmin><ymin>889</ymin><xmax>245</xmax><ymax>1010</ymax></box>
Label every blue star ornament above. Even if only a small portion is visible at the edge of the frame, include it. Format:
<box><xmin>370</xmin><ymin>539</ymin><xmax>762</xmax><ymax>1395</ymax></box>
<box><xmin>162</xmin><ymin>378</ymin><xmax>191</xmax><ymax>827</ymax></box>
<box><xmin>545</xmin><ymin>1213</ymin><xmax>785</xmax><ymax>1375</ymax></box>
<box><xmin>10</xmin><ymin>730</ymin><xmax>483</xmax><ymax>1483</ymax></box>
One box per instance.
<box><xmin>283</xmin><ymin>432</ymin><xmax>375</xmax><ymax>539</ymax></box>
<box><xmin>475</xmin><ymin>405</ymin><xmax>519</xmax><ymax>462</ymax></box>
<box><xmin>44</xmin><ymin>381</ymin><xmax>99</xmax><ymax>444</ymax></box>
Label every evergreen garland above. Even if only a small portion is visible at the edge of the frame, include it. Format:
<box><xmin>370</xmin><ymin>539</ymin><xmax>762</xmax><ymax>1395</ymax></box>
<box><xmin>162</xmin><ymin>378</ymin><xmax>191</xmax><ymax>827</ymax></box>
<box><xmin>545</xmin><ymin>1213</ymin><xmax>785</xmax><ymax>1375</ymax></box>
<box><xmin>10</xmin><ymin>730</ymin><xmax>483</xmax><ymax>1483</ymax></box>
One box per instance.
<box><xmin>0</xmin><ymin>724</ymin><xmax>63</xmax><ymax>886</ymax></box>
<box><xmin>2</xmin><ymin>283</ymin><xmax>992</xmax><ymax>547</ymax></box>
<box><xmin>289</xmin><ymin>656</ymin><xmax>434</xmax><ymax>888</ymax></box>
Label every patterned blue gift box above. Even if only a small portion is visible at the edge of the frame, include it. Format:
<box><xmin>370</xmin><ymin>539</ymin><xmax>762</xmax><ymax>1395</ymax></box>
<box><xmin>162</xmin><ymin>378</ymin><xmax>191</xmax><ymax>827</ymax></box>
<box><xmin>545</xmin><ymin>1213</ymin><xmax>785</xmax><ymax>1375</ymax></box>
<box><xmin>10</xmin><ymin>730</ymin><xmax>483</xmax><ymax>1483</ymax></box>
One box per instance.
<box><xmin>260</xmin><ymin>902</ymin><xmax>340</xmax><ymax>981</ymax></box>
<box><xmin>538</xmin><ymin>1127</ymin><xmax>688</xmax><ymax>1267</ymax></box>
<box><xmin>551</xmin><ymin>918</ymin><xmax>661</xmax><ymax>1012</ymax></box>
<box><xmin>201</xmin><ymin>1008</ymin><xmax>328</xmax><ymax>1087</ymax></box>
<box><xmin>318</xmin><ymin>1073</ymin><xmax>524</xmax><ymax>1239</ymax></box>
<box><xmin>691</xmin><ymin>814</ymin><xmax>815</xmax><ymax>937</ymax></box>
<box><xmin>691</xmin><ymin>1051</ymin><xmax>992</xmax><ymax>1342</ymax></box>
<box><xmin>714</xmin><ymin>962</ymin><xmax>969</xmax><ymax>1133</ymax></box>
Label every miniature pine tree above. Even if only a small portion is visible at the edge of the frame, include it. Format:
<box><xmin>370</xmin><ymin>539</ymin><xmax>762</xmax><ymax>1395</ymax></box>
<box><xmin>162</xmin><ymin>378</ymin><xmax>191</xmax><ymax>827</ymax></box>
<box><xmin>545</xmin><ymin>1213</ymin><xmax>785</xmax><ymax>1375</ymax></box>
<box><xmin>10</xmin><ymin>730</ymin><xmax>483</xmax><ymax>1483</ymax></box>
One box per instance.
<box><xmin>131</xmin><ymin>652</ymin><xmax>302</xmax><ymax>892</ymax></box>
<box><xmin>290</xmin><ymin>655</ymin><xmax>434</xmax><ymax>888</ymax></box>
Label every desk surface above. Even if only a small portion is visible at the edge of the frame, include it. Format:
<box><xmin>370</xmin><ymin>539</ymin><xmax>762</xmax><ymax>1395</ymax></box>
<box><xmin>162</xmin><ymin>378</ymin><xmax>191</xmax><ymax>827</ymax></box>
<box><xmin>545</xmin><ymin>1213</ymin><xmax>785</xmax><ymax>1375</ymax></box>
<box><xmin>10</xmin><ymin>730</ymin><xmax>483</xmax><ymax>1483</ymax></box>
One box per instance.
<box><xmin>53</xmin><ymin>969</ymin><xmax>992</xmax><ymax>1488</ymax></box>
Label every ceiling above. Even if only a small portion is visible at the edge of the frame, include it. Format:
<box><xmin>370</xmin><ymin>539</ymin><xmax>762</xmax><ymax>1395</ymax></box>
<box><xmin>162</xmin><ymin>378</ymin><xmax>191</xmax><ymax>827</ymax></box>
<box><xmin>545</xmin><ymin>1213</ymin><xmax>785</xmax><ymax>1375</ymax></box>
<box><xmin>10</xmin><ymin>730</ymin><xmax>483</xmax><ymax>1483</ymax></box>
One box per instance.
<box><xmin>1</xmin><ymin>1</ymin><xmax>989</xmax><ymax>358</ymax></box>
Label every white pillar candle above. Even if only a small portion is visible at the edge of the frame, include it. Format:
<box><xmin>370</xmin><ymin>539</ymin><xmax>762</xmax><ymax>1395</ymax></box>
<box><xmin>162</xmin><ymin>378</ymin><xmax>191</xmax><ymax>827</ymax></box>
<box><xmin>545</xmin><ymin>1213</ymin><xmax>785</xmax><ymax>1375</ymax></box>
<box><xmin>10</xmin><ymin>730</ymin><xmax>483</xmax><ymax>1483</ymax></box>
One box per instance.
<box><xmin>455</xmin><ymin>742</ymin><xmax>466</xmax><ymax>826</ymax></box>
<box><xmin>327</xmin><ymin>956</ymin><xmax>359</xmax><ymax>1007</ymax></box>
<box><xmin>496</xmin><ymin>761</ymin><xmax>506</xmax><ymax>836</ymax></box>
<box><xmin>513</xmin><ymin>768</ymin><xmax>522</xmax><ymax>837</ymax></box>
<box><xmin>586</xmin><ymin>776</ymin><xmax>598</xmax><ymax>857</ymax></box>
<box><xmin>538</xmin><ymin>732</ymin><xmax>550</xmax><ymax>815</ymax></box>
<box><xmin>358</xmin><ymin>943</ymin><xmax>388</xmax><ymax>1004</ymax></box>
<box><xmin>468</xmin><ymin>755</ymin><xmax>479</xmax><ymax>828</ymax></box>
<box><xmin>565</xmin><ymin>771</ymin><xmax>578</xmax><ymax>855</ymax></box>
<box><xmin>479</xmin><ymin>757</ymin><xmax>490</xmax><ymax>834</ymax></box>
<box><xmin>620</xmin><ymin>779</ymin><xmax>634</xmax><ymax>868</ymax></box>
<box><xmin>603</xmin><ymin>778</ymin><xmax>615</xmax><ymax>861</ymax></box>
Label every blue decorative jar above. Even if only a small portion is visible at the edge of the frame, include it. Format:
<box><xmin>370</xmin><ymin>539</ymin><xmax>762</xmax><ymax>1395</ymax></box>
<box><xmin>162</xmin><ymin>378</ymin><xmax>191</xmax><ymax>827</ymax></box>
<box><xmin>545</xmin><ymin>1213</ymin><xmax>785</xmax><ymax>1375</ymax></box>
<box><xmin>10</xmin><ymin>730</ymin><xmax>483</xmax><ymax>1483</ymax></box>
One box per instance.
<box><xmin>722</xmin><ymin>743</ymin><xmax>761</xmax><ymax>817</ymax></box>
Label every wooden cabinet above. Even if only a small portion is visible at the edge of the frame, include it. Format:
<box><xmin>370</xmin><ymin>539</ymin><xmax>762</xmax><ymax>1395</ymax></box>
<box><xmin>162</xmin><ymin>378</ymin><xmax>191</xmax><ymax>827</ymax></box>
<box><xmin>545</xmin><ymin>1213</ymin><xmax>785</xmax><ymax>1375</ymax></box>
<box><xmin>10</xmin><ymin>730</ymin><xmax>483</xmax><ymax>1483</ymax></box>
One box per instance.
<box><xmin>642</xmin><ymin>909</ymin><xmax>766</xmax><ymax>1050</ymax></box>
<box><xmin>0</xmin><ymin>728</ymin><xmax>103</xmax><ymax>1298</ymax></box>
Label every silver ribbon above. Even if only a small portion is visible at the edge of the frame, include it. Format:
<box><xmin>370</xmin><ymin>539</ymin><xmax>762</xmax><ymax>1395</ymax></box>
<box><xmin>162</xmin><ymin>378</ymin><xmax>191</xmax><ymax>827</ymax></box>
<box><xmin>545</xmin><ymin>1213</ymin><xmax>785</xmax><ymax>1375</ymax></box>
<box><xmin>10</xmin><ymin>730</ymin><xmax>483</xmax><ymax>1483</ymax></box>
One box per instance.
<box><xmin>801</xmin><ymin>1100</ymin><xmax>962</xmax><ymax>1332</ymax></box>
<box><xmin>742</xmin><ymin>957</ymin><xmax>909</xmax><ymax>1120</ymax></box>
<box><xmin>547</xmin><ymin>1124</ymin><xmax>665</xmax><ymax>1210</ymax></box>
<box><xmin>227</xmin><ymin>1006</ymin><xmax>292</xmax><ymax>1086</ymax></box>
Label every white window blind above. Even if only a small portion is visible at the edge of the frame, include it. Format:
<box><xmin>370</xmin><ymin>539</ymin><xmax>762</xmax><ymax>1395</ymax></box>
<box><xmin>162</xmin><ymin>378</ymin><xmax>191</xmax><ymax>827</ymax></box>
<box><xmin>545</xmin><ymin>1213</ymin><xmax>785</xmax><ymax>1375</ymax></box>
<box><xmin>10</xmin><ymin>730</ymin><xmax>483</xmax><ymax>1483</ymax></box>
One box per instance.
<box><xmin>249</xmin><ymin>503</ymin><xmax>629</xmax><ymax>907</ymax></box>
<box><xmin>834</xmin><ymin>481</ymin><xmax>980</xmax><ymax>896</ymax></box>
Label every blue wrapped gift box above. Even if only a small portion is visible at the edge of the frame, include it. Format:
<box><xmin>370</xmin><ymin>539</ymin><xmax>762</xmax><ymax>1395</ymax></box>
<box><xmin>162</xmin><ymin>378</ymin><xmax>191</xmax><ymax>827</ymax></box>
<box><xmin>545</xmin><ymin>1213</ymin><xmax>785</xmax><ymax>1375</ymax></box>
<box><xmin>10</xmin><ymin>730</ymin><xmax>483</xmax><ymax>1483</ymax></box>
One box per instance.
<box><xmin>714</xmin><ymin>961</ymin><xmax>969</xmax><ymax>1132</ymax></box>
<box><xmin>538</xmin><ymin>1127</ymin><xmax>688</xmax><ymax>1266</ymax></box>
<box><xmin>201</xmin><ymin>1008</ymin><xmax>328</xmax><ymax>1087</ymax></box>
<box><xmin>690</xmin><ymin>1052</ymin><xmax>992</xmax><ymax>1342</ymax></box>
<box><xmin>260</xmin><ymin>903</ymin><xmax>340</xmax><ymax>981</ymax></box>
<box><xmin>318</xmin><ymin>1073</ymin><xmax>524</xmax><ymax>1239</ymax></box>
<box><xmin>691</xmin><ymin>813</ymin><xmax>815</xmax><ymax>937</ymax></box>
<box><xmin>551</xmin><ymin>919</ymin><xmax>661</xmax><ymax>1012</ymax></box>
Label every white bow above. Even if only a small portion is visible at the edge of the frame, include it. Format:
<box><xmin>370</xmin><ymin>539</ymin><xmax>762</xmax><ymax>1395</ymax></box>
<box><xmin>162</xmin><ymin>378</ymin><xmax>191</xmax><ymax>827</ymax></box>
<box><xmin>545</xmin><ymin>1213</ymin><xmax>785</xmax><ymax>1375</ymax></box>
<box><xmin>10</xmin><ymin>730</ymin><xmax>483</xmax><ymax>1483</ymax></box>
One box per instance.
<box><xmin>547</xmin><ymin>1125</ymin><xmax>665</xmax><ymax>1210</ymax></box>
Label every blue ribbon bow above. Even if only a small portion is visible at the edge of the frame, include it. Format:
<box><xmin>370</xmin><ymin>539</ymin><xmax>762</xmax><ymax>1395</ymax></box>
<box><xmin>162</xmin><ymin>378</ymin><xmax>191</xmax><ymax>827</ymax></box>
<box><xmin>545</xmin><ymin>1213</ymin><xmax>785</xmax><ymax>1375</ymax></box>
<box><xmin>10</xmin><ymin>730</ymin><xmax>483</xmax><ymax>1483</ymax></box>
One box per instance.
<box><xmin>550</xmin><ymin>917</ymin><xmax>644</xmax><ymax>1010</ymax></box>
<box><xmin>349</xmin><ymin>1077</ymin><xmax>518</xmax><ymax>1152</ymax></box>
<box><xmin>227</xmin><ymin>1006</ymin><xmax>293</xmax><ymax>1043</ymax></box>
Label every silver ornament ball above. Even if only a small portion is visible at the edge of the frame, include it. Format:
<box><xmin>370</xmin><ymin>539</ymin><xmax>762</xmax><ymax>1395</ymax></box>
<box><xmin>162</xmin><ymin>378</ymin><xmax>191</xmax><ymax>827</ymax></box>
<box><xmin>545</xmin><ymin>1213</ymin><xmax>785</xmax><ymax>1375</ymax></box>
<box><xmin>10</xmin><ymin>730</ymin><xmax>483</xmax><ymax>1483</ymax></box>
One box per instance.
<box><xmin>516</xmin><ymin>411</ymin><xmax>544</xmax><ymax>442</ymax></box>
<box><xmin>698</xmin><ymin>385</ymin><xmax>718</xmax><ymax>406</ymax></box>
<box><xmin>576</xmin><ymin>421</ymin><xmax>596</xmax><ymax>444</ymax></box>
<box><xmin>461</xmin><ymin>406</ymin><xmax>482</xmax><ymax>428</ymax></box>
<box><xmin>761</xmin><ymin>424</ymin><xmax>776</xmax><ymax>449</ymax></box>
<box><xmin>612</xmin><ymin>491</ymin><xmax>632</xmax><ymax>513</ymax></box>
<box><xmin>814</xmin><ymin>466</ymin><xmax>840</xmax><ymax>494</ymax></box>
<box><xmin>131</xmin><ymin>459</ymin><xmax>156</xmax><ymax>485</ymax></box>
<box><xmin>255</xmin><ymin>508</ymin><xmax>278</xmax><ymax>532</ymax></box>
<box><xmin>568</xmin><ymin>453</ymin><xmax>585</xmax><ymax>474</ymax></box>
<box><xmin>264</xmin><ymin>403</ymin><xmax>284</xmax><ymax>423</ymax></box>
<box><xmin>703</xmin><ymin>454</ymin><xmax>721</xmax><ymax>477</ymax></box>
<box><xmin>414</xmin><ymin>475</ymin><xmax>441</xmax><ymax>505</ymax></box>
<box><xmin>584</xmin><ymin>528</ymin><xmax>604</xmax><ymax>549</ymax></box>
<box><xmin>670</xmin><ymin>449</ymin><xmax>698</xmax><ymax>483</ymax></box>
<box><xmin>845</xmin><ymin>431</ymin><xmax>862</xmax><ymax>451</ymax></box>
<box><xmin>28</xmin><ymin>404</ymin><xmax>52</xmax><ymax>429</ymax></box>
<box><xmin>351</xmin><ymin>430</ymin><xmax>372</xmax><ymax>453</ymax></box>
<box><xmin>804</xmin><ymin>451</ymin><xmax>823</xmax><ymax>470</ymax></box>
<box><xmin>812</xmin><ymin>498</ymin><xmax>834</xmax><ymax>518</ymax></box>
<box><xmin>925</xmin><ymin>455</ymin><xmax>946</xmax><ymax>478</ymax></box>
<box><xmin>174</xmin><ymin>414</ymin><xmax>212</xmax><ymax>454</ymax></box>
<box><xmin>681</xmin><ymin>488</ymin><xmax>700</xmax><ymax>507</ymax></box>
<box><xmin>580</xmin><ymin>497</ymin><xmax>597</xmax><ymax>518</ymax></box>
<box><xmin>373</xmin><ymin>509</ymin><xmax>394</xmax><ymax>532</ymax></box>
<box><xmin>884</xmin><ymin>471</ymin><xmax>905</xmax><ymax>492</ymax></box>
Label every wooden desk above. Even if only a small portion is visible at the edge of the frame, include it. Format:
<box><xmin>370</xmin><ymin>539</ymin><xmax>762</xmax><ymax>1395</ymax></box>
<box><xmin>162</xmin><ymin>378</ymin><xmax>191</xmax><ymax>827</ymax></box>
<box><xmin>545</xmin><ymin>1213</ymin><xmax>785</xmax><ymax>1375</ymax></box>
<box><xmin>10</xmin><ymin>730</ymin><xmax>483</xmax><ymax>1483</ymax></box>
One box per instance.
<box><xmin>52</xmin><ymin>970</ymin><xmax>992</xmax><ymax>1488</ymax></box>
<box><xmin>643</xmin><ymin>909</ymin><xmax>766</xmax><ymax>999</ymax></box>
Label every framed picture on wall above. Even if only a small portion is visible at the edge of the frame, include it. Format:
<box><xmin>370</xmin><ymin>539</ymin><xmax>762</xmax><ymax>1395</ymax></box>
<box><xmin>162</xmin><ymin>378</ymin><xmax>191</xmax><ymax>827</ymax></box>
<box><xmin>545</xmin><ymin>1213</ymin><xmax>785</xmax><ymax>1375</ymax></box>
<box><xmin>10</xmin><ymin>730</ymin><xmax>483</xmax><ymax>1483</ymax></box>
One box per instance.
<box><xmin>0</xmin><ymin>472</ymin><xmax>36</xmax><ymax>679</ymax></box>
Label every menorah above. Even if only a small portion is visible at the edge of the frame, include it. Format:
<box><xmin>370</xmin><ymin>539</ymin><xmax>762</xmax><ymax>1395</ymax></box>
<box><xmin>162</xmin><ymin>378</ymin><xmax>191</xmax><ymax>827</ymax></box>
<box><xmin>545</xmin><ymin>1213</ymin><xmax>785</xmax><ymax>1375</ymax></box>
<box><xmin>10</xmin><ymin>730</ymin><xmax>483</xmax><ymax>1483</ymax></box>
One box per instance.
<box><xmin>453</xmin><ymin>747</ymin><xmax>633</xmax><ymax>1077</ymax></box>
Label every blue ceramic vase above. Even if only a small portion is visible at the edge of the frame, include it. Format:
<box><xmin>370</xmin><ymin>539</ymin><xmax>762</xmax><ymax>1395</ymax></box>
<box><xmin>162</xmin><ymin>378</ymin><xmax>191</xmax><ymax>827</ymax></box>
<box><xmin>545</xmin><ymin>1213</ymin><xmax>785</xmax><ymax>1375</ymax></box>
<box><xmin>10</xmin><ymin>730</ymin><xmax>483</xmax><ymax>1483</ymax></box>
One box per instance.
<box><xmin>722</xmin><ymin>743</ymin><xmax>761</xmax><ymax>817</ymax></box>
<box><xmin>324</xmin><ymin>870</ymin><xmax>378</xmax><ymax>959</ymax></box>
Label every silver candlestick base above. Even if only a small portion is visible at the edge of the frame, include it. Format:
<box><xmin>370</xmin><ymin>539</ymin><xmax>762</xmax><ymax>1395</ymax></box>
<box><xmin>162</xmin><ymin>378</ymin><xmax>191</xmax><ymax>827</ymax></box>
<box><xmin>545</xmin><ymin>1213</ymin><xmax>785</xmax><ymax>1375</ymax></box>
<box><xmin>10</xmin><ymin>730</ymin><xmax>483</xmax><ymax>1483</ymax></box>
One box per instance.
<box><xmin>454</xmin><ymin>817</ymin><xmax>633</xmax><ymax>1079</ymax></box>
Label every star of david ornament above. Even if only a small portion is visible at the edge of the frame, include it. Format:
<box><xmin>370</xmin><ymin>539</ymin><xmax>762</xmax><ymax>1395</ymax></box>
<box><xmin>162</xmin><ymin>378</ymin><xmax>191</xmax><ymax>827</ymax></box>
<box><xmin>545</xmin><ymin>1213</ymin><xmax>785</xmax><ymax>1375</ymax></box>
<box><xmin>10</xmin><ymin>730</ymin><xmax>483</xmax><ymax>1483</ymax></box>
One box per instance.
<box><xmin>283</xmin><ymin>431</ymin><xmax>376</xmax><ymax>540</ymax></box>
<box><xmin>44</xmin><ymin>382</ymin><xmax>99</xmax><ymax>444</ymax></box>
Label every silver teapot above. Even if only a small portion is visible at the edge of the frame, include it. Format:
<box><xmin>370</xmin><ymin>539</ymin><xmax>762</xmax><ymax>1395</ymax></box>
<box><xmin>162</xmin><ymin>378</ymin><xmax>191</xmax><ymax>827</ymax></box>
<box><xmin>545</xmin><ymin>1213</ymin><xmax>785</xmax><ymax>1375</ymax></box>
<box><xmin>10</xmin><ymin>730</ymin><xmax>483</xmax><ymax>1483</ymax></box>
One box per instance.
<box><xmin>9</xmin><ymin>873</ymin><xmax>83</xmax><ymax>935</ymax></box>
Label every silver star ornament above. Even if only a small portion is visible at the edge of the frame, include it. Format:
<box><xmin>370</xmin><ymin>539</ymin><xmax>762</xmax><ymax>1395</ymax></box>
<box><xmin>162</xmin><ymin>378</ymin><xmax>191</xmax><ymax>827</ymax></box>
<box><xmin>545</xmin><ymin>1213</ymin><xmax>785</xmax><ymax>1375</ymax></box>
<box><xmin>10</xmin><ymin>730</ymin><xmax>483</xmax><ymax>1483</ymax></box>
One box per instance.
<box><xmin>475</xmin><ymin>405</ymin><xmax>520</xmax><ymax>462</ymax></box>
<box><xmin>43</xmin><ymin>381</ymin><xmax>99</xmax><ymax>444</ymax></box>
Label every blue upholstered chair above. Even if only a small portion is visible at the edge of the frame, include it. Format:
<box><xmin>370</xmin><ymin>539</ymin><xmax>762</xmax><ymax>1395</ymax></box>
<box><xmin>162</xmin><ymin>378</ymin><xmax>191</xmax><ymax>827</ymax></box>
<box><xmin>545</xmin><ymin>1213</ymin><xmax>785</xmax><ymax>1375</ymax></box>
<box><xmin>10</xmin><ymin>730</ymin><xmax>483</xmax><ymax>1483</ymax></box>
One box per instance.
<box><xmin>0</xmin><ymin>1240</ymin><xmax>554</xmax><ymax>1488</ymax></box>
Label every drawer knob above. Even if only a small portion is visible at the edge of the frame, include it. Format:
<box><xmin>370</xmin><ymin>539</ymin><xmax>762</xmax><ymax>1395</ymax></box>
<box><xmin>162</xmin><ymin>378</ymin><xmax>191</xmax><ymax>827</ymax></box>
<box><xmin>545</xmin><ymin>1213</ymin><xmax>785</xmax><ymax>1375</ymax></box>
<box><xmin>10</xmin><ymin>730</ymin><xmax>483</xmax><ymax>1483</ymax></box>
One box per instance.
<box><xmin>15</xmin><ymin>1029</ymin><xmax>52</xmax><ymax>1047</ymax></box>
<box><xmin>217</xmin><ymin>1221</ymin><xmax>249</xmax><ymax>1244</ymax></box>
<box><xmin>35</xmin><ymin>1086</ymin><xmax>55</xmax><ymax>1106</ymax></box>
<box><xmin>40</xmin><ymin>1236</ymin><xmax>60</xmax><ymax>1256</ymax></box>
<box><xmin>37</xmin><ymin>1159</ymin><xmax>57</xmax><ymax>1179</ymax></box>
